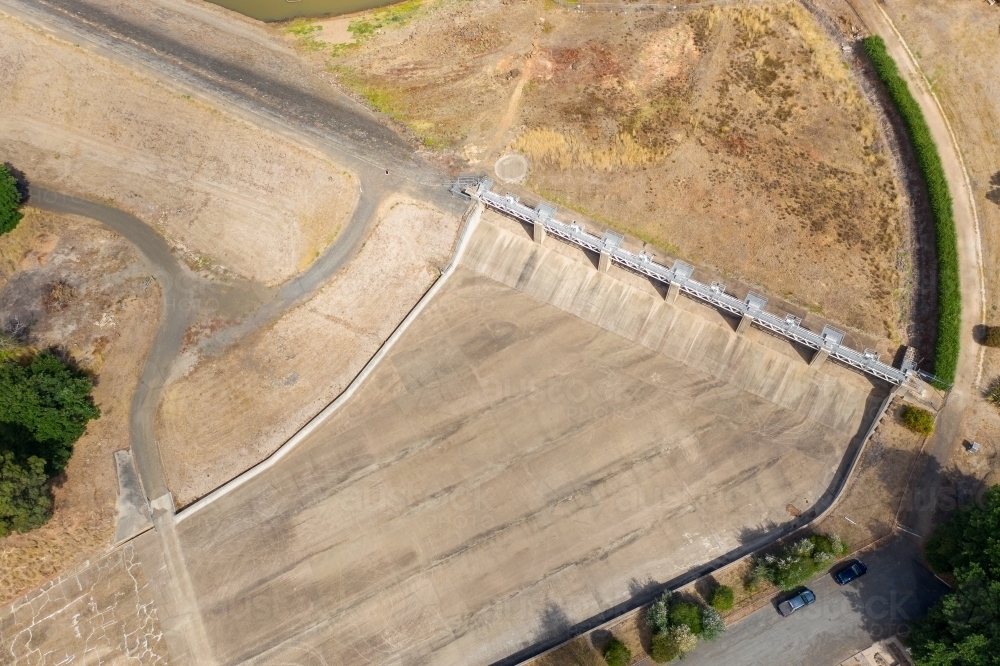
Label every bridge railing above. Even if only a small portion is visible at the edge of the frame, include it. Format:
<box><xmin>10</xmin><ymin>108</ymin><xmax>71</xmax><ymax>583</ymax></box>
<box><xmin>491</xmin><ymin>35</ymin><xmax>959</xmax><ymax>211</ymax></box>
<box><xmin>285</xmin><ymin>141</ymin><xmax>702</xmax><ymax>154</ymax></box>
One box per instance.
<box><xmin>470</xmin><ymin>178</ymin><xmax>913</xmax><ymax>386</ymax></box>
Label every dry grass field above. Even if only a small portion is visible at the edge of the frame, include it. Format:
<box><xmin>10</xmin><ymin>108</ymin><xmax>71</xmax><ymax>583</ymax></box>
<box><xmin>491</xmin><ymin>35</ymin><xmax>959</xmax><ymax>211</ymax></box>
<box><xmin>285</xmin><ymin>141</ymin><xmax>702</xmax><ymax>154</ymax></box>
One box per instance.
<box><xmin>0</xmin><ymin>13</ymin><xmax>358</xmax><ymax>285</ymax></box>
<box><xmin>0</xmin><ymin>209</ymin><xmax>160</xmax><ymax>607</ymax></box>
<box><xmin>303</xmin><ymin>0</ymin><xmax>910</xmax><ymax>341</ymax></box>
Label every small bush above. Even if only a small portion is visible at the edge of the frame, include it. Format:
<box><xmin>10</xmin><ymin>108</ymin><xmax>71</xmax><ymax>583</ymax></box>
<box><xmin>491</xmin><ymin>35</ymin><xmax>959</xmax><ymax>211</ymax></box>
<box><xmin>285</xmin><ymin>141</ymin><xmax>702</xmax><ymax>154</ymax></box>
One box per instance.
<box><xmin>602</xmin><ymin>637</ymin><xmax>631</xmax><ymax>666</ymax></box>
<box><xmin>900</xmin><ymin>405</ymin><xmax>935</xmax><ymax>435</ymax></box>
<box><xmin>700</xmin><ymin>606</ymin><xmax>726</xmax><ymax>641</ymax></box>
<box><xmin>669</xmin><ymin>601</ymin><xmax>703</xmax><ymax>636</ymax></box>
<box><xmin>710</xmin><ymin>585</ymin><xmax>734</xmax><ymax>612</ymax></box>
<box><xmin>646</xmin><ymin>591</ymin><xmax>672</xmax><ymax>634</ymax></box>
<box><xmin>650</xmin><ymin>632</ymin><xmax>681</xmax><ymax>663</ymax></box>
<box><xmin>984</xmin><ymin>326</ymin><xmax>1000</xmax><ymax>348</ymax></box>
<box><xmin>987</xmin><ymin>380</ymin><xmax>1000</xmax><ymax>408</ymax></box>
<box><xmin>650</xmin><ymin>625</ymin><xmax>697</xmax><ymax>663</ymax></box>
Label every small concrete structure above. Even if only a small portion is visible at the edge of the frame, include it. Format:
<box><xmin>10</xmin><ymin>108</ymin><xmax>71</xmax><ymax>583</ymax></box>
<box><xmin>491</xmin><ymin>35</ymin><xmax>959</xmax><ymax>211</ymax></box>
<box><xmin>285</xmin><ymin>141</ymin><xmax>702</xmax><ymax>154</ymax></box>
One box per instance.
<box><xmin>666</xmin><ymin>281</ymin><xmax>680</xmax><ymax>303</ymax></box>
<box><xmin>113</xmin><ymin>449</ymin><xmax>152</xmax><ymax>545</ymax></box>
<box><xmin>738</xmin><ymin>292</ymin><xmax>768</xmax><ymax>335</ymax></box>
<box><xmin>810</xmin><ymin>348</ymin><xmax>830</xmax><ymax>369</ymax></box>
<box><xmin>533</xmin><ymin>220</ymin><xmax>546</xmax><ymax>244</ymax></box>
<box><xmin>598</xmin><ymin>250</ymin><xmax>611</xmax><ymax>273</ymax></box>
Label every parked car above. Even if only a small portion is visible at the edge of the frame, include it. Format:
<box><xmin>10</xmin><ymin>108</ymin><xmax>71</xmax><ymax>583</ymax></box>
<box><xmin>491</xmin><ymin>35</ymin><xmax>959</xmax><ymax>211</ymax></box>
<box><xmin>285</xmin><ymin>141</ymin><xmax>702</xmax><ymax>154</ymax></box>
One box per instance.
<box><xmin>777</xmin><ymin>588</ymin><xmax>816</xmax><ymax>617</ymax></box>
<box><xmin>834</xmin><ymin>560</ymin><xmax>868</xmax><ymax>585</ymax></box>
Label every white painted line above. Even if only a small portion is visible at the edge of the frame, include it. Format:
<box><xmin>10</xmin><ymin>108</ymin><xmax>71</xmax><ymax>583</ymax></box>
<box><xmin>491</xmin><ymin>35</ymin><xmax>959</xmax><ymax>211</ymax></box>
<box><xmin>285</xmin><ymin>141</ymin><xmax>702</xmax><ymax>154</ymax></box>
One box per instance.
<box><xmin>177</xmin><ymin>201</ymin><xmax>484</xmax><ymax>522</ymax></box>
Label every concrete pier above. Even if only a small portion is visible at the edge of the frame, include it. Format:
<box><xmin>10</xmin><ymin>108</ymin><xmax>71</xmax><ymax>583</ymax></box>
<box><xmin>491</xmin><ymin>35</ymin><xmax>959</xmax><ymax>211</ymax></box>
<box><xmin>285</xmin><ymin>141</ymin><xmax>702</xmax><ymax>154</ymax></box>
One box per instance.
<box><xmin>737</xmin><ymin>313</ymin><xmax>753</xmax><ymax>335</ymax></box>
<box><xmin>810</xmin><ymin>347</ymin><xmax>830</xmax><ymax>369</ymax></box>
<box><xmin>533</xmin><ymin>220</ymin><xmax>546</xmax><ymax>245</ymax></box>
<box><xmin>666</xmin><ymin>282</ymin><xmax>680</xmax><ymax>304</ymax></box>
<box><xmin>598</xmin><ymin>250</ymin><xmax>611</xmax><ymax>274</ymax></box>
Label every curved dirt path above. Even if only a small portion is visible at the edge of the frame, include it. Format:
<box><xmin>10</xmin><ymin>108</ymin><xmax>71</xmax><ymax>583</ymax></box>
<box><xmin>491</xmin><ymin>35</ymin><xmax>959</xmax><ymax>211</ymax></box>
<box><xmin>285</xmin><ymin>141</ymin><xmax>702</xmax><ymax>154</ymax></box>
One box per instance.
<box><xmin>26</xmin><ymin>183</ymin><xmax>391</xmax><ymax>504</ymax></box>
<box><xmin>853</xmin><ymin>0</ymin><xmax>984</xmax><ymax>537</ymax></box>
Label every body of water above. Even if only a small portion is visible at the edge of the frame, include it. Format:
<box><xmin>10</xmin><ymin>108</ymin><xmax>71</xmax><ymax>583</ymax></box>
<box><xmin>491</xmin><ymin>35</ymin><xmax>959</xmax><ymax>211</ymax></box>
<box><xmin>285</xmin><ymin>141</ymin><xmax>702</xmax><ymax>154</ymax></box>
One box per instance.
<box><xmin>207</xmin><ymin>0</ymin><xmax>399</xmax><ymax>22</ymax></box>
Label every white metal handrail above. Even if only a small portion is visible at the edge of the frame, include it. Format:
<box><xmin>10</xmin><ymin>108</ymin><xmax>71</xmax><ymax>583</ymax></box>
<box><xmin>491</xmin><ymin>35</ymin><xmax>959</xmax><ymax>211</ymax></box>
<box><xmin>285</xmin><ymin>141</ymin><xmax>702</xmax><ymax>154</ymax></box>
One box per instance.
<box><xmin>471</xmin><ymin>178</ymin><xmax>911</xmax><ymax>386</ymax></box>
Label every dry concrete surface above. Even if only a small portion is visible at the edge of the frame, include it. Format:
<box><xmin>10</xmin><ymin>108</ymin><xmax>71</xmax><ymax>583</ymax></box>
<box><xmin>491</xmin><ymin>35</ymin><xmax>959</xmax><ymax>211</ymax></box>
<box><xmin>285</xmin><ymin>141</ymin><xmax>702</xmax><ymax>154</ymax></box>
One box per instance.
<box><xmin>0</xmin><ymin>543</ymin><xmax>169</xmax><ymax>664</ymax></box>
<box><xmin>0</xmin><ymin>208</ymin><xmax>160</xmax><ymax>608</ymax></box>
<box><xmin>157</xmin><ymin>198</ymin><xmax>462</xmax><ymax>507</ymax></box>
<box><xmin>150</xmin><ymin>220</ymin><xmax>882</xmax><ymax>665</ymax></box>
<box><xmin>0</xmin><ymin>12</ymin><xmax>358</xmax><ymax>285</ymax></box>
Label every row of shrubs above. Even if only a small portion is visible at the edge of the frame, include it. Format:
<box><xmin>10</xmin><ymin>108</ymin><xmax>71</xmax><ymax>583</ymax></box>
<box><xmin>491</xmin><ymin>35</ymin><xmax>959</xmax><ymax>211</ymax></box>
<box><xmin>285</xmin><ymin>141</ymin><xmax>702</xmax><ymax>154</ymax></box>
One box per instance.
<box><xmin>862</xmin><ymin>36</ymin><xmax>960</xmax><ymax>387</ymax></box>
<box><xmin>746</xmin><ymin>533</ymin><xmax>850</xmax><ymax>592</ymax></box>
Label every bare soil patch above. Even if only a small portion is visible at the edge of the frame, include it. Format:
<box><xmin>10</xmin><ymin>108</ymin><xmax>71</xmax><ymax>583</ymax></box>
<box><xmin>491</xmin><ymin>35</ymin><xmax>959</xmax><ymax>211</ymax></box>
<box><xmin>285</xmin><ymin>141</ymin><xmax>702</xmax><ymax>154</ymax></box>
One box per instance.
<box><xmin>156</xmin><ymin>198</ymin><xmax>461</xmax><ymax>507</ymax></box>
<box><xmin>0</xmin><ymin>208</ymin><xmax>160</xmax><ymax>606</ymax></box>
<box><xmin>316</xmin><ymin>0</ymin><xmax>909</xmax><ymax>341</ymax></box>
<box><xmin>0</xmin><ymin>13</ymin><xmax>358</xmax><ymax>286</ymax></box>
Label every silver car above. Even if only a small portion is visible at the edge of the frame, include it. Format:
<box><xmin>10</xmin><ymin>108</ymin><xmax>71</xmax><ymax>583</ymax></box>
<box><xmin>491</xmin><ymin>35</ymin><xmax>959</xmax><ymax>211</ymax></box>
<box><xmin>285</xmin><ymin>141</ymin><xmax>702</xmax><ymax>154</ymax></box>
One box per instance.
<box><xmin>777</xmin><ymin>588</ymin><xmax>816</xmax><ymax>617</ymax></box>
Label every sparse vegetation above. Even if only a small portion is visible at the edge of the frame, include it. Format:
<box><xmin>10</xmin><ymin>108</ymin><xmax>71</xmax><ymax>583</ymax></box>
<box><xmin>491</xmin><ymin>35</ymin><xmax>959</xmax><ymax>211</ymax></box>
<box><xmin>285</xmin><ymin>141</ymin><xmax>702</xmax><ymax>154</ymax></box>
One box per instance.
<box><xmin>0</xmin><ymin>164</ymin><xmax>23</xmax><ymax>236</ymax></box>
<box><xmin>984</xmin><ymin>326</ymin><xmax>1000</xmax><ymax>348</ymax></box>
<box><xmin>709</xmin><ymin>584</ymin><xmax>734</xmax><ymax>612</ymax></box>
<box><xmin>748</xmin><ymin>534</ymin><xmax>849</xmax><ymax>591</ymax></box>
<box><xmin>602</xmin><ymin>636</ymin><xmax>631</xmax><ymax>666</ymax></box>
<box><xmin>863</xmin><ymin>36</ymin><xmax>959</xmax><ymax>386</ymax></box>
<box><xmin>348</xmin><ymin>0</ymin><xmax>422</xmax><ymax>39</ymax></box>
<box><xmin>987</xmin><ymin>380</ymin><xmax>1000</xmax><ymax>408</ymax></box>
<box><xmin>900</xmin><ymin>405</ymin><xmax>935</xmax><ymax>435</ymax></box>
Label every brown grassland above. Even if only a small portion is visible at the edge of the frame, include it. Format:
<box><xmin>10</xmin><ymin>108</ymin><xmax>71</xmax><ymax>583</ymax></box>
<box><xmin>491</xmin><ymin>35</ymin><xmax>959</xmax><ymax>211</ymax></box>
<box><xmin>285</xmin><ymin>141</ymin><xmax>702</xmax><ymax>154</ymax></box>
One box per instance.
<box><xmin>301</xmin><ymin>0</ymin><xmax>911</xmax><ymax>342</ymax></box>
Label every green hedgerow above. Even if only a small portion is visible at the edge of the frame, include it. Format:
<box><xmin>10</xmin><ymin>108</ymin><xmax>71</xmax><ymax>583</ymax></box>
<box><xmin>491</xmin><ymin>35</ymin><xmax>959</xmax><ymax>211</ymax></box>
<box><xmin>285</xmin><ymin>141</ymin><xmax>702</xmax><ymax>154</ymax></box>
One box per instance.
<box><xmin>602</xmin><ymin>636</ymin><xmax>631</xmax><ymax>666</ymax></box>
<box><xmin>900</xmin><ymin>405</ymin><xmax>935</xmax><ymax>435</ymax></box>
<box><xmin>710</xmin><ymin>584</ymin><xmax>734</xmax><ymax>612</ymax></box>
<box><xmin>863</xmin><ymin>36</ymin><xmax>959</xmax><ymax>386</ymax></box>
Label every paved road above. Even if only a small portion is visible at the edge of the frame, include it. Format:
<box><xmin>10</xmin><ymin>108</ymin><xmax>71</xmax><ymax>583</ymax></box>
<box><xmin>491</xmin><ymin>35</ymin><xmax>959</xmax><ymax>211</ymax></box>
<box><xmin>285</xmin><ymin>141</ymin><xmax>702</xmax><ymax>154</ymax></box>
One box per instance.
<box><xmin>677</xmin><ymin>536</ymin><xmax>947</xmax><ymax>666</ymax></box>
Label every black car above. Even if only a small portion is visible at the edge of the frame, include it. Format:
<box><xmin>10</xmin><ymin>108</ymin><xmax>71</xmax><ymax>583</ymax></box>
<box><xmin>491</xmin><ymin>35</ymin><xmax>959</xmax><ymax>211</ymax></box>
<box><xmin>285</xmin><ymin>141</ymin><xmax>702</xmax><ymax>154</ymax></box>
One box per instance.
<box><xmin>777</xmin><ymin>588</ymin><xmax>816</xmax><ymax>617</ymax></box>
<box><xmin>834</xmin><ymin>560</ymin><xmax>868</xmax><ymax>585</ymax></box>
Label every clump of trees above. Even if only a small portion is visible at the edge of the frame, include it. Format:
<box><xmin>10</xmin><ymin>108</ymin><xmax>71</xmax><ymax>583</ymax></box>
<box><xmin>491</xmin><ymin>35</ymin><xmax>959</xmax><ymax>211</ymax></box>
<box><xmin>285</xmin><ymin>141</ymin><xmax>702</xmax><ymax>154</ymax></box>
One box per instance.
<box><xmin>746</xmin><ymin>534</ymin><xmax>849</xmax><ymax>591</ymax></box>
<box><xmin>0</xmin><ymin>164</ymin><xmax>23</xmax><ymax>236</ymax></box>
<box><xmin>909</xmin><ymin>486</ymin><xmax>1000</xmax><ymax>665</ymax></box>
<box><xmin>863</xmin><ymin>36</ymin><xmax>959</xmax><ymax>387</ymax></box>
<box><xmin>900</xmin><ymin>405</ymin><xmax>936</xmax><ymax>436</ymax></box>
<box><xmin>601</xmin><ymin>636</ymin><xmax>631</xmax><ymax>666</ymax></box>
<box><xmin>646</xmin><ymin>590</ymin><xmax>725</xmax><ymax>663</ymax></box>
<box><xmin>0</xmin><ymin>349</ymin><xmax>99</xmax><ymax>536</ymax></box>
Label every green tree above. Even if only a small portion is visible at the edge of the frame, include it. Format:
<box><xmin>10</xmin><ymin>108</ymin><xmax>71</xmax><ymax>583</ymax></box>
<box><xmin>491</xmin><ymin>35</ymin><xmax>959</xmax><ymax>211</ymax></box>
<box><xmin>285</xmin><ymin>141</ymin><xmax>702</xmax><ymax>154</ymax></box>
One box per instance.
<box><xmin>669</xmin><ymin>601</ymin><xmax>703</xmax><ymax>636</ymax></box>
<box><xmin>0</xmin><ymin>451</ymin><xmax>51</xmax><ymax>536</ymax></box>
<box><xmin>910</xmin><ymin>487</ymin><xmax>1000</xmax><ymax>665</ymax></box>
<box><xmin>901</xmin><ymin>405</ymin><xmax>936</xmax><ymax>435</ymax></box>
<box><xmin>700</xmin><ymin>606</ymin><xmax>726</xmax><ymax>641</ymax></box>
<box><xmin>0</xmin><ymin>164</ymin><xmax>22</xmax><ymax>236</ymax></box>
<box><xmin>0</xmin><ymin>351</ymin><xmax>99</xmax><ymax>475</ymax></box>
<box><xmin>602</xmin><ymin>636</ymin><xmax>631</xmax><ymax>666</ymax></box>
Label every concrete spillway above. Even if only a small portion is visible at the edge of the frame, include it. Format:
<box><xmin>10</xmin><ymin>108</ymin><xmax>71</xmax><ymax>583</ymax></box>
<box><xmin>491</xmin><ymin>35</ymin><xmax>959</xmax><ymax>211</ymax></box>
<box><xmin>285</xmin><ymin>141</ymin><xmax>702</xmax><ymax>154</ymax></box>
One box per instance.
<box><xmin>461</xmin><ymin>219</ymin><xmax>874</xmax><ymax>433</ymax></box>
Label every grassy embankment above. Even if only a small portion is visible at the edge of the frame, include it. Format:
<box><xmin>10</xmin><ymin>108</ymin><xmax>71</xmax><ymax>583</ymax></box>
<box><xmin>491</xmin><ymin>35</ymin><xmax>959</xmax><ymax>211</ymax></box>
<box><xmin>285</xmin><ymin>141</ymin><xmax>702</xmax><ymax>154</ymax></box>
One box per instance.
<box><xmin>862</xmin><ymin>35</ymin><xmax>959</xmax><ymax>386</ymax></box>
